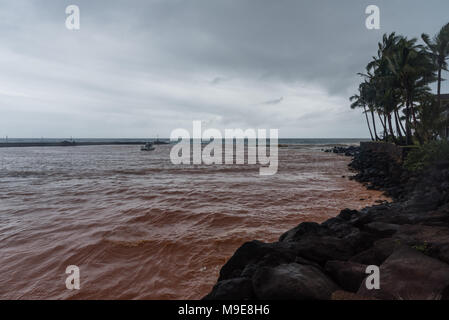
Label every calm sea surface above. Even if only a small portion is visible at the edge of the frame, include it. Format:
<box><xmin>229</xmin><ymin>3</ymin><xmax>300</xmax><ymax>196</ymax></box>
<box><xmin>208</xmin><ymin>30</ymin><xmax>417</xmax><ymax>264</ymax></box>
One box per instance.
<box><xmin>0</xmin><ymin>139</ymin><xmax>387</xmax><ymax>299</ymax></box>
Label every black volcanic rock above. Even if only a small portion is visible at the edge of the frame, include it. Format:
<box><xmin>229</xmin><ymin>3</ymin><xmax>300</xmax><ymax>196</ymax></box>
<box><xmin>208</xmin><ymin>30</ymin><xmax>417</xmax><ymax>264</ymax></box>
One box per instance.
<box><xmin>325</xmin><ymin>145</ymin><xmax>360</xmax><ymax>157</ymax></box>
<box><xmin>363</xmin><ymin>222</ymin><xmax>401</xmax><ymax>237</ymax></box>
<box><xmin>203</xmin><ymin>278</ymin><xmax>254</xmax><ymax>300</ymax></box>
<box><xmin>217</xmin><ymin>240</ymin><xmax>296</xmax><ymax>282</ymax></box>
<box><xmin>357</xmin><ymin>247</ymin><xmax>449</xmax><ymax>300</ymax></box>
<box><xmin>324</xmin><ymin>260</ymin><xmax>368</xmax><ymax>293</ymax></box>
<box><xmin>336</xmin><ymin>208</ymin><xmax>360</xmax><ymax>221</ymax></box>
<box><xmin>279</xmin><ymin>222</ymin><xmax>324</xmax><ymax>242</ymax></box>
<box><xmin>350</xmin><ymin>238</ymin><xmax>403</xmax><ymax>265</ymax></box>
<box><xmin>292</xmin><ymin>235</ymin><xmax>357</xmax><ymax>265</ymax></box>
<box><xmin>252</xmin><ymin>263</ymin><xmax>339</xmax><ymax>300</ymax></box>
<box><xmin>204</xmin><ymin>145</ymin><xmax>449</xmax><ymax>300</ymax></box>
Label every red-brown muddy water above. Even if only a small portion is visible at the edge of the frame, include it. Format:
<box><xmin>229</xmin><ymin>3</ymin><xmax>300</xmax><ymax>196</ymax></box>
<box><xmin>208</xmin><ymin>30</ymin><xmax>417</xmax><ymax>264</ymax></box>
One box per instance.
<box><xmin>0</xmin><ymin>144</ymin><xmax>388</xmax><ymax>299</ymax></box>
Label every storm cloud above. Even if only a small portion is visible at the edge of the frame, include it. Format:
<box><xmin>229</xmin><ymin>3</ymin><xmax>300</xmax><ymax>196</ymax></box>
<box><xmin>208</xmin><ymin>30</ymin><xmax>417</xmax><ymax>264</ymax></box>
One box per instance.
<box><xmin>0</xmin><ymin>0</ymin><xmax>448</xmax><ymax>138</ymax></box>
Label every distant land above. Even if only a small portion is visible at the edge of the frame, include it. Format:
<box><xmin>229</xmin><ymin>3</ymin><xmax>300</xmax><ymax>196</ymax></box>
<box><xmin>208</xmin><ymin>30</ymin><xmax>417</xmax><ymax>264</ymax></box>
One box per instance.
<box><xmin>0</xmin><ymin>138</ymin><xmax>170</xmax><ymax>148</ymax></box>
<box><xmin>0</xmin><ymin>138</ymin><xmax>369</xmax><ymax>148</ymax></box>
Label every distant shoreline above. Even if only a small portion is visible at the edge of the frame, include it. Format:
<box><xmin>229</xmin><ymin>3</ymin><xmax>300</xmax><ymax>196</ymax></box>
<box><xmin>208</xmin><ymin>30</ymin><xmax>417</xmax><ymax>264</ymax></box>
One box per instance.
<box><xmin>0</xmin><ymin>138</ymin><xmax>369</xmax><ymax>148</ymax></box>
<box><xmin>0</xmin><ymin>141</ymin><xmax>163</xmax><ymax>148</ymax></box>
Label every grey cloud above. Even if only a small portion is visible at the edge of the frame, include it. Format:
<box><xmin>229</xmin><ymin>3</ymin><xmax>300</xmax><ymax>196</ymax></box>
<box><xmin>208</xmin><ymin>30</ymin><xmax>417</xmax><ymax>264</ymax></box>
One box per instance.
<box><xmin>0</xmin><ymin>0</ymin><xmax>448</xmax><ymax>138</ymax></box>
<box><xmin>210</xmin><ymin>77</ymin><xmax>231</xmax><ymax>85</ymax></box>
<box><xmin>261</xmin><ymin>97</ymin><xmax>283</xmax><ymax>105</ymax></box>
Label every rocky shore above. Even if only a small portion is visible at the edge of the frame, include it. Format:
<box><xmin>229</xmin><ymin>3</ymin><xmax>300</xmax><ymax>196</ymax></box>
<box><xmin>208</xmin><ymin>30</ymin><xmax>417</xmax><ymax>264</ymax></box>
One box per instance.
<box><xmin>204</xmin><ymin>144</ymin><xmax>449</xmax><ymax>300</ymax></box>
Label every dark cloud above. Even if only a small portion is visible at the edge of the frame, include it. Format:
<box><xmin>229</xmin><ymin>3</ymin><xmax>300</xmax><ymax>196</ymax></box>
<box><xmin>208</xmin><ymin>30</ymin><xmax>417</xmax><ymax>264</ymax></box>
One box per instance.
<box><xmin>0</xmin><ymin>0</ymin><xmax>448</xmax><ymax>138</ymax></box>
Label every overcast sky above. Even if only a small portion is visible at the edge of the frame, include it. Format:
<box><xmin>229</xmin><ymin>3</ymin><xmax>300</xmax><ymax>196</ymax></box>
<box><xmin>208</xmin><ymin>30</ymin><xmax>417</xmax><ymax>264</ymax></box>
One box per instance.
<box><xmin>0</xmin><ymin>0</ymin><xmax>448</xmax><ymax>138</ymax></box>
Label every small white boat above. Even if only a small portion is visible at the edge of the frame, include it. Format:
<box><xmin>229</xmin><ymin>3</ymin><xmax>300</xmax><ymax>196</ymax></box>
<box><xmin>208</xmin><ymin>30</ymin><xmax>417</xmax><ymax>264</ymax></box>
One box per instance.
<box><xmin>141</xmin><ymin>142</ymin><xmax>155</xmax><ymax>151</ymax></box>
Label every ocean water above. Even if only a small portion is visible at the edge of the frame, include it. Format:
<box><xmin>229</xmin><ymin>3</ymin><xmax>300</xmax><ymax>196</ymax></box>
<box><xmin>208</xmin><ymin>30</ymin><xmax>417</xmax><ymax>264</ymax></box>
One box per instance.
<box><xmin>0</xmin><ymin>137</ymin><xmax>369</xmax><ymax>145</ymax></box>
<box><xmin>0</xmin><ymin>140</ymin><xmax>386</xmax><ymax>299</ymax></box>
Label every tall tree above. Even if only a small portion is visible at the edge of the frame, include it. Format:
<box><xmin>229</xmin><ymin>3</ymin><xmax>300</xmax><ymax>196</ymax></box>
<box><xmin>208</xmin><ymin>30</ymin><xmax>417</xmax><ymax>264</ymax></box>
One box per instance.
<box><xmin>386</xmin><ymin>37</ymin><xmax>436</xmax><ymax>144</ymax></box>
<box><xmin>350</xmin><ymin>85</ymin><xmax>375</xmax><ymax>141</ymax></box>
<box><xmin>366</xmin><ymin>33</ymin><xmax>404</xmax><ymax>143</ymax></box>
<box><xmin>422</xmin><ymin>23</ymin><xmax>449</xmax><ymax>137</ymax></box>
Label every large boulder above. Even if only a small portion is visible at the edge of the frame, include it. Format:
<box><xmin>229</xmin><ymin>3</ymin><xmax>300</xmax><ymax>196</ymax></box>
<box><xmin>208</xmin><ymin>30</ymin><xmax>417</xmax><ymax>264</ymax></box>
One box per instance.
<box><xmin>433</xmin><ymin>243</ymin><xmax>449</xmax><ymax>265</ymax></box>
<box><xmin>252</xmin><ymin>263</ymin><xmax>339</xmax><ymax>300</ymax></box>
<box><xmin>325</xmin><ymin>260</ymin><xmax>368</xmax><ymax>292</ymax></box>
<box><xmin>279</xmin><ymin>222</ymin><xmax>324</xmax><ymax>242</ymax></box>
<box><xmin>292</xmin><ymin>235</ymin><xmax>357</xmax><ymax>265</ymax></box>
<box><xmin>363</xmin><ymin>222</ymin><xmax>400</xmax><ymax>237</ymax></box>
<box><xmin>321</xmin><ymin>217</ymin><xmax>360</xmax><ymax>238</ymax></box>
<box><xmin>350</xmin><ymin>238</ymin><xmax>402</xmax><ymax>265</ymax></box>
<box><xmin>217</xmin><ymin>240</ymin><xmax>296</xmax><ymax>281</ymax></box>
<box><xmin>357</xmin><ymin>247</ymin><xmax>449</xmax><ymax>299</ymax></box>
<box><xmin>203</xmin><ymin>278</ymin><xmax>254</xmax><ymax>300</ymax></box>
<box><xmin>393</xmin><ymin>224</ymin><xmax>449</xmax><ymax>247</ymax></box>
<box><xmin>336</xmin><ymin>208</ymin><xmax>360</xmax><ymax>221</ymax></box>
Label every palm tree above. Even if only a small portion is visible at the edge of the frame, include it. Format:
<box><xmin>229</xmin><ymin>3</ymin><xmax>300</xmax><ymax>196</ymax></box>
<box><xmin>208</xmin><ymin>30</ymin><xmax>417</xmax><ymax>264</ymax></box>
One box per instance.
<box><xmin>357</xmin><ymin>71</ymin><xmax>382</xmax><ymax>140</ymax></box>
<box><xmin>422</xmin><ymin>23</ymin><xmax>449</xmax><ymax>137</ymax></box>
<box><xmin>386</xmin><ymin>37</ymin><xmax>436</xmax><ymax>144</ymax></box>
<box><xmin>365</xmin><ymin>33</ymin><xmax>404</xmax><ymax>143</ymax></box>
<box><xmin>350</xmin><ymin>84</ymin><xmax>375</xmax><ymax>141</ymax></box>
<box><xmin>362</xmin><ymin>80</ymin><xmax>381</xmax><ymax>141</ymax></box>
<box><xmin>422</xmin><ymin>24</ymin><xmax>449</xmax><ymax>108</ymax></box>
<box><xmin>351</xmin><ymin>29</ymin><xmax>447</xmax><ymax>145</ymax></box>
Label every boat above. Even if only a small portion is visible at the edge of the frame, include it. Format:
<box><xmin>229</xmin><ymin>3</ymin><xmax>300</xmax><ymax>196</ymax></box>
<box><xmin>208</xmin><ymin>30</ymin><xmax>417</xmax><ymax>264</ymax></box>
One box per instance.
<box><xmin>141</xmin><ymin>142</ymin><xmax>155</xmax><ymax>151</ymax></box>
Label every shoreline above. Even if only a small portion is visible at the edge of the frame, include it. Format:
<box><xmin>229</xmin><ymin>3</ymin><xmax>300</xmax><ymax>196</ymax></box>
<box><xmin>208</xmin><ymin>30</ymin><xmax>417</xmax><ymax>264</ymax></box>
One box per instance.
<box><xmin>204</xmin><ymin>142</ymin><xmax>449</xmax><ymax>300</ymax></box>
<box><xmin>0</xmin><ymin>140</ymin><xmax>170</xmax><ymax>148</ymax></box>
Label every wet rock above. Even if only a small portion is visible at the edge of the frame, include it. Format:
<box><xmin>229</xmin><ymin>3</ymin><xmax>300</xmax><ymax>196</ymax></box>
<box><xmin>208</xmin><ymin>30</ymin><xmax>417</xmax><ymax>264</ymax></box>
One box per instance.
<box><xmin>321</xmin><ymin>217</ymin><xmax>359</xmax><ymax>238</ymax></box>
<box><xmin>325</xmin><ymin>146</ymin><xmax>360</xmax><ymax>157</ymax></box>
<box><xmin>294</xmin><ymin>256</ymin><xmax>323</xmax><ymax>271</ymax></box>
<box><xmin>350</xmin><ymin>238</ymin><xmax>403</xmax><ymax>265</ymax></box>
<box><xmin>435</xmin><ymin>244</ymin><xmax>449</xmax><ymax>265</ymax></box>
<box><xmin>252</xmin><ymin>263</ymin><xmax>339</xmax><ymax>300</ymax></box>
<box><xmin>363</xmin><ymin>222</ymin><xmax>401</xmax><ymax>237</ymax></box>
<box><xmin>203</xmin><ymin>278</ymin><xmax>254</xmax><ymax>300</ymax></box>
<box><xmin>293</xmin><ymin>235</ymin><xmax>355</xmax><ymax>265</ymax></box>
<box><xmin>217</xmin><ymin>240</ymin><xmax>296</xmax><ymax>281</ymax></box>
<box><xmin>279</xmin><ymin>222</ymin><xmax>324</xmax><ymax>242</ymax></box>
<box><xmin>325</xmin><ymin>260</ymin><xmax>368</xmax><ymax>292</ymax></box>
<box><xmin>357</xmin><ymin>247</ymin><xmax>449</xmax><ymax>300</ymax></box>
<box><xmin>393</xmin><ymin>225</ymin><xmax>449</xmax><ymax>247</ymax></box>
<box><xmin>336</xmin><ymin>208</ymin><xmax>360</xmax><ymax>221</ymax></box>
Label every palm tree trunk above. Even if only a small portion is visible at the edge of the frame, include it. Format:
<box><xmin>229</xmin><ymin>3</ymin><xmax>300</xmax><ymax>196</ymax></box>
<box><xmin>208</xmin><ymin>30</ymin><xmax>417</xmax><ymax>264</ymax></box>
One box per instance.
<box><xmin>363</xmin><ymin>106</ymin><xmax>374</xmax><ymax>141</ymax></box>
<box><xmin>371</xmin><ymin>109</ymin><xmax>380</xmax><ymax>141</ymax></box>
<box><xmin>388</xmin><ymin>114</ymin><xmax>397</xmax><ymax>143</ymax></box>
<box><xmin>405</xmin><ymin>95</ymin><xmax>412</xmax><ymax>145</ymax></box>
<box><xmin>394</xmin><ymin>110</ymin><xmax>404</xmax><ymax>141</ymax></box>
<box><xmin>395</xmin><ymin>109</ymin><xmax>407</xmax><ymax>137</ymax></box>
<box><xmin>378</xmin><ymin>113</ymin><xmax>385</xmax><ymax>128</ymax></box>
<box><xmin>437</xmin><ymin>67</ymin><xmax>442</xmax><ymax>108</ymax></box>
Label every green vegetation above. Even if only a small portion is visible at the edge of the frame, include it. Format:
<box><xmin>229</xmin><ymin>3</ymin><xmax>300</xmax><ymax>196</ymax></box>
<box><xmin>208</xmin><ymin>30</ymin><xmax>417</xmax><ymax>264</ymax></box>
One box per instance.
<box><xmin>404</xmin><ymin>140</ymin><xmax>449</xmax><ymax>172</ymax></box>
<box><xmin>351</xmin><ymin>23</ymin><xmax>449</xmax><ymax>145</ymax></box>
